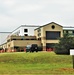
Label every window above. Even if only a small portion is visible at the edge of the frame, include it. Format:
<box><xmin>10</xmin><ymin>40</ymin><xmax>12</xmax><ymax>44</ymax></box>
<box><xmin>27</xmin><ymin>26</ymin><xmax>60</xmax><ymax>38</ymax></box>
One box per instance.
<box><xmin>38</xmin><ymin>38</ymin><xmax>41</xmax><ymax>40</ymax></box>
<box><xmin>24</xmin><ymin>29</ymin><xmax>28</xmax><ymax>32</ymax></box>
<box><xmin>68</xmin><ymin>31</ymin><xmax>72</xmax><ymax>34</ymax></box>
<box><xmin>38</xmin><ymin>28</ymin><xmax>41</xmax><ymax>32</ymax></box>
<box><xmin>73</xmin><ymin>31</ymin><xmax>74</xmax><ymax>34</ymax></box>
<box><xmin>66</xmin><ymin>31</ymin><xmax>68</xmax><ymax>34</ymax></box>
<box><xmin>8</xmin><ymin>44</ymin><xmax>10</xmax><ymax>47</ymax></box>
<box><xmin>63</xmin><ymin>30</ymin><xmax>66</xmax><ymax>34</ymax></box>
<box><xmin>24</xmin><ymin>34</ymin><xmax>28</xmax><ymax>36</ymax></box>
<box><xmin>11</xmin><ymin>38</ymin><xmax>17</xmax><ymax>40</ymax></box>
<box><xmin>51</xmin><ymin>25</ymin><xmax>55</xmax><ymax>29</ymax></box>
<box><xmin>38</xmin><ymin>33</ymin><xmax>41</xmax><ymax>36</ymax></box>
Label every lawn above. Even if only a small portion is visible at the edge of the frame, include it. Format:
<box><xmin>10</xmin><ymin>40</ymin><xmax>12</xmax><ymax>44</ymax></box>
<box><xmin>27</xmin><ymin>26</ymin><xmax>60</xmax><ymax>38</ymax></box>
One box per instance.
<box><xmin>0</xmin><ymin>51</ymin><xmax>74</xmax><ymax>75</ymax></box>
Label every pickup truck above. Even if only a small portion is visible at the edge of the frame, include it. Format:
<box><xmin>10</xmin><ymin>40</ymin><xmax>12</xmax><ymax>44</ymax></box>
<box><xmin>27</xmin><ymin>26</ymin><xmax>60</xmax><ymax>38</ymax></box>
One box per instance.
<box><xmin>26</xmin><ymin>44</ymin><xmax>38</xmax><ymax>52</ymax></box>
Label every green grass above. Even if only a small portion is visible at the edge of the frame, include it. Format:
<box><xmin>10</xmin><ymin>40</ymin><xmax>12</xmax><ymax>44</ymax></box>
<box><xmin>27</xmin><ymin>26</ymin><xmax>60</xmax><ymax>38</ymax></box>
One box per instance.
<box><xmin>0</xmin><ymin>52</ymin><xmax>74</xmax><ymax>75</ymax></box>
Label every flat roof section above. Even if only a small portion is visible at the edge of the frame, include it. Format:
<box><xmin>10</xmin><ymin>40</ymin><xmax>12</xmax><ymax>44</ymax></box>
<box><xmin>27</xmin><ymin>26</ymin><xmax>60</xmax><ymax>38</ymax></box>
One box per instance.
<box><xmin>63</xmin><ymin>26</ymin><xmax>74</xmax><ymax>30</ymax></box>
<box><xmin>11</xmin><ymin>25</ymin><xmax>40</xmax><ymax>33</ymax></box>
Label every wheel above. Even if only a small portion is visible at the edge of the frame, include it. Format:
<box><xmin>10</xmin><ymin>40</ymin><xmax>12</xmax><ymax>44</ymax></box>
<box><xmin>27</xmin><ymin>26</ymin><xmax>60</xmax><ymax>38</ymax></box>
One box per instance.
<box><xmin>36</xmin><ymin>50</ymin><xmax>38</xmax><ymax>52</ymax></box>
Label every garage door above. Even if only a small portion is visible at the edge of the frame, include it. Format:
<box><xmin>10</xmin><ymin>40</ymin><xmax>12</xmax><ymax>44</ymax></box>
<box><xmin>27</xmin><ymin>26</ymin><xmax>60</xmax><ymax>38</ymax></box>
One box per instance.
<box><xmin>46</xmin><ymin>31</ymin><xmax>60</xmax><ymax>40</ymax></box>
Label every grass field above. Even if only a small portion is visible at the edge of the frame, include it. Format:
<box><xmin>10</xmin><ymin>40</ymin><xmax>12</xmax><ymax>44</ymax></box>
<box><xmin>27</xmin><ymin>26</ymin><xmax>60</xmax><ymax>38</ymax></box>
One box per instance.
<box><xmin>0</xmin><ymin>51</ymin><xmax>74</xmax><ymax>75</ymax></box>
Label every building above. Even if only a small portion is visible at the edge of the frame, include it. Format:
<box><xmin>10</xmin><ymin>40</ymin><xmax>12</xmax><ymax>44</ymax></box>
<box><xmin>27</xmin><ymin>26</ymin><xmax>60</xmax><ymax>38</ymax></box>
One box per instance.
<box><xmin>34</xmin><ymin>22</ymin><xmax>74</xmax><ymax>51</ymax></box>
<box><xmin>0</xmin><ymin>22</ymin><xmax>74</xmax><ymax>52</ymax></box>
<box><xmin>5</xmin><ymin>35</ymin><xmax>41</xmax><ymax>52</ymax></box>
<box><xmin>63</xmin><ymin>26</ymin><xmax>74</xmax><ymax>37</ymax></box>
<box><xmin>10</xmin><ymin>25</ymin><xmax>39</xmax><ymax>36</ymax></box>
<box><xmin>0</xmin><ymin>35</ymin><xmax>41</xmax><ymax>52</ymax></box>
<box><xmin>0</xmin><ymin>25</ymin><xmax>40</xmax><ymax>52</ymax></box>
<box><xmin>34</xmin><ymin>22</ymin><xmax>63</xmax><ymax>51</ymax></box>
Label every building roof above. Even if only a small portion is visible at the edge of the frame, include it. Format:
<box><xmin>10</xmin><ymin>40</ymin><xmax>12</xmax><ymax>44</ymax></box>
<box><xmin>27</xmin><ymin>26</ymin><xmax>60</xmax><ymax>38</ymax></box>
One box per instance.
<box><xmin>11</xmin><ymin>25</ymin><xmax>40</xmax><ymax>33</ymax></box>
<box><xmin>0</xmin><ymin>32</ymin><xmax>11</xmax><ymax>33</ymax></box>
<box><xmin>34</xmin><ymin>22</ymin><xmax>63</xmax><ymax>30</ymax></box>
<box><xmin>21</xmin><ymin>25</ymin><xmax>39</xmax><ymax>27</ymax></box>
<box><xmin>63</xmin><ymin>26</ymin><xmax>74</xmax><ymax>30</ymax></box>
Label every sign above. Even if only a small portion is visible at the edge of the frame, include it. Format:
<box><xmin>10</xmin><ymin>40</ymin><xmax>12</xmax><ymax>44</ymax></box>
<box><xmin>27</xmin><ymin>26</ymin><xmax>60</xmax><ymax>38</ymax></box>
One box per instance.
<box><xmin>70</xmin><ymin>49</ymin><xmax>74</xmax><ymax>55</ymax></box>
<box><xmin>70</xmin><ymin>49</ymin><xmax>74</xmax><ymax>69</ymax></box>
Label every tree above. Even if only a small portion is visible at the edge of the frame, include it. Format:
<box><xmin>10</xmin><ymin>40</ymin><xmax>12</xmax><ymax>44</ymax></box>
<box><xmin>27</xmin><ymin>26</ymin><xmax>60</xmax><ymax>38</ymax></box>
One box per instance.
<box><xmin>54</xmin><ymin>34</ymin><xmax>74</xmax><ymax>55</ymax></box>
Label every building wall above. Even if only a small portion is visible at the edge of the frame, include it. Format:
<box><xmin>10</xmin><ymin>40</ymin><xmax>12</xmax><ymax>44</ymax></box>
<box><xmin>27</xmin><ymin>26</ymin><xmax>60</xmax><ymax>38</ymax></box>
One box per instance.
<box><xmin>13</xmin><ymin>40</ymin><xmax>41</xmax><ymax>47</ymax></box>
<box><xmin>11</xmin><ymin>25</ymin><xmax>39</xmax><ymax>36</ymax></box>
<box><xmin>6</xmin><ymin>40</ymin><xmax>41</xmax><ymax>51</ymax></box>
<box><xmin>20</xmin><ymin>26</ymin><xmax>39</xmax><ymax>36</ymax></box>
<box><xmin>1</xmin><ymin>35</ymin><xmax>41</xmax><ymax>52</ymax></box>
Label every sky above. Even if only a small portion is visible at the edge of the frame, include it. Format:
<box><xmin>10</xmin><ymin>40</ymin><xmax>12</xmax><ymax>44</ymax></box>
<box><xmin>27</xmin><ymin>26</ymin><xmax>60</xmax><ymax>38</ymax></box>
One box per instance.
<box><xmin>0</xmin><ymin>0</ymin><xmax>74</xmax><ymax>32</ymax></box>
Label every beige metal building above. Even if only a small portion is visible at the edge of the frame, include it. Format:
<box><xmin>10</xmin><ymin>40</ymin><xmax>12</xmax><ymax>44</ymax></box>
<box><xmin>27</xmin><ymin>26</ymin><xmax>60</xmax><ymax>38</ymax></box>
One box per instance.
<box><xmin>34</xmin><ymin>22</ymin><xmax>63</xmax><ymax>51</ymax></box>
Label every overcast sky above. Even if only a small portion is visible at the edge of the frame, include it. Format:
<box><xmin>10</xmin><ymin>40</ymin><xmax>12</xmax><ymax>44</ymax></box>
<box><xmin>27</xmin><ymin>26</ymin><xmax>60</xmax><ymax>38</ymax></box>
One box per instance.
<box><xmin>0</xmin><ymin>0</ymin><xmax>74</xmax><ymax>32</ymax></box>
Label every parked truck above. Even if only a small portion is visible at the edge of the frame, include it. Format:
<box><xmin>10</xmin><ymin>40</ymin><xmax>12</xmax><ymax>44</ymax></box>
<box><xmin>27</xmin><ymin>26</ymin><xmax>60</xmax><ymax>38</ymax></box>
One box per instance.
<box><xmin>26</xmin><ymin>44</ymin><xmax>42</xmax><ymax>52</ymax></box>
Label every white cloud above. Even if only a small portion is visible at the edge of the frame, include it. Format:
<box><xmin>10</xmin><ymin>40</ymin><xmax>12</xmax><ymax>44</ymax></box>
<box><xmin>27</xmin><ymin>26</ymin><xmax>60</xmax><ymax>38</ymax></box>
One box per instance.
<box><xmin>0</xmin><ymin>0</ymin><xmax>74</xmax><ymax>32</ymax></box>
<box><xmin>10</xmin><ymin>4</ymin><xmax>43</xmax><ymax>14</ymax></box>
<box><xmin>3</xmin><ymin>0</ymin><xmax>15</xmax><ymax>6</ymax></box>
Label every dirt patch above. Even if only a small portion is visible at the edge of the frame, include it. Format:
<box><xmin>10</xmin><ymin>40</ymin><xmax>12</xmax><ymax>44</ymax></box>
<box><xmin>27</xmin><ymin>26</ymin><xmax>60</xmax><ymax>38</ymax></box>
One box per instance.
<box><xmin>60</xmin><ymin>68</ymin><xmax>74</xmax><ymax>71</ymax></box>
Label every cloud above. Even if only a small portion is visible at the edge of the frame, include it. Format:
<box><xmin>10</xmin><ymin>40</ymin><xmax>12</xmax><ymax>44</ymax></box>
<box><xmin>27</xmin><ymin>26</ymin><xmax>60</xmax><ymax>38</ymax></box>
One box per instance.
<box><xmin>0</xmin><ymin>0</ymin><xmax>74</xmax><ymax>32</ymax></box>
<box><xmin>3</xmin><ymin>0</ymin><xmax>16</xmax><ymax>6</ymax></box>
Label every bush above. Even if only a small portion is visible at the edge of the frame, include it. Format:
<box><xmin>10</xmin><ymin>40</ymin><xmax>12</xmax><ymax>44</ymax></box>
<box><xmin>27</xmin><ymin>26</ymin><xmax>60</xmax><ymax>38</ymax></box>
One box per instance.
<box><xmin>54</xmin><ymin>34</ymin><xmax>74</xmax><ymax>55</ymax></box>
